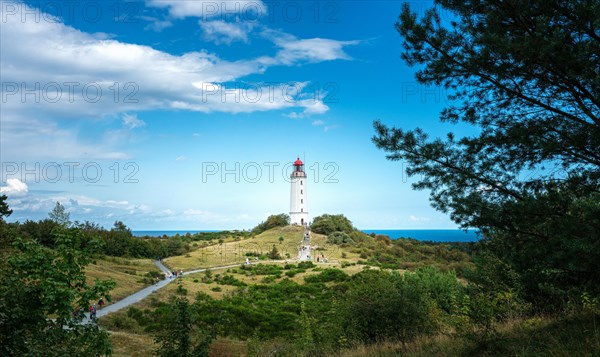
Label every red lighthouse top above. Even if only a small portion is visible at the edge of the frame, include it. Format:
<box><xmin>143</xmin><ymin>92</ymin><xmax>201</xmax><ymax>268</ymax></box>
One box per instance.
<box><xmin>292</xmin><ymin>157</ymin><xmax>306</xmax><ymax>176</ymax></box>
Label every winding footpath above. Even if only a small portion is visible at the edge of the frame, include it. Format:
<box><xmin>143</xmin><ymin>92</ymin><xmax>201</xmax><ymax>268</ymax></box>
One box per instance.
<box><xmin>82</xmin><ymin>261</ymin><xmax>245</xmax><ymax>323</ymax></box>
<box><xmin>85</xmin><ymin>236</ymin><xmax>313</xmax><ymax>323</ymax></box>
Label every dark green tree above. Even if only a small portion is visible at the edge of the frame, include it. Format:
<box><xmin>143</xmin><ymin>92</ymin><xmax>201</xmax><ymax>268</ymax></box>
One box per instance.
<box><xmin>252</xmin><ymin>214</ymin><xmax>290</xmax><ymax>234</ymax></box>
<box><xmin>311</xmin><ymin>214</ymin><xmax>354</xmax><ymax>235</ymax></box>
<box><xmin>268</xmin><ymin>245</ymin><xmax>281</xmax><ymax>260</ymax></box>
<box><xmin>155</xmin><ymin>297</ymin><xmax>193</xmax><ymax>357</ymax></box>
<box><xmin>154</xmin><ymin>297</ymin><xmax>212</xmax><ymax>357</ymax></box>
<box><xmin>0</xmin><ymin>228</ymin><xmax>115</xmax><ymax>356</ymax></box>
<box><xmin>341</xmin><ymin>269</ymin><xmax>435</xmax><ymax>343</ymax></box>
<box><xmin>326</xmin><ymin>231</ymin><xmax>354</xmax><ymax>245</ymax></box>
<box><xmin>0</xmin><ymin>194</ymin><xmax>12</xmax><ymax>219</ymax></box>
<box><xmin>373</xmin><ymin>0</ymin><xmax>600</xmax><ymax>309</ymax></box>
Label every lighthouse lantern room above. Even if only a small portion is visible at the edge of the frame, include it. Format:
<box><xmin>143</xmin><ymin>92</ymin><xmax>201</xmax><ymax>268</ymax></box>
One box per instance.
<box><xmin>290</xmin><ymin>157</ymin><xmax>308</xmax><ymax>226</ymax></box>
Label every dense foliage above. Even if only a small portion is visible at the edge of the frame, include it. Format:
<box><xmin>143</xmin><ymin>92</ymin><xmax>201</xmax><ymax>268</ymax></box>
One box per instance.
<box><xmin>105</xmin><ymin>266</ymin><xmax>468</xmax><ymax>354</ymax></box>
<box><xmin>252</xmin><ymin>214</ymin><xmax>290</xmax><ymax>234</ymax></box>
<box><xmin>373</xmin><ymin>0</ymin><xmax>600</xmax><ymax>311</ymax></box>
<box><xmin>311</xmin><ymin>214</ymin><xmax>354</xmax><ymax>235</ymax></box>
<box><xmin>9</xmin><ymin>216</ymin><xmax>246</xmax><ymax>259</ymax></box>
<box><xmin>0</xmin><ymin>221</ymin><xmax>115</xmax><ymax>356</ymax></box>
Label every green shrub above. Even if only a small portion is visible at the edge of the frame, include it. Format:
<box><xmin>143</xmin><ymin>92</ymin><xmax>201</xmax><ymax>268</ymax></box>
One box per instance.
<box><xmin>297</xmin><ymin>261</ymin><xmax>315</xmax><ymax>269</ymax></box>
<box><xmin>327</xmin><ymin>231</ymin><xmax>355</xmax><ymax>245</ymax></box>
<box><xmin>176</xmin><ymin>284</ymin><xmax>188</xmax><ymax>295</ymax></box>
<box><xmin>262</xmin><ymin>276</ymin><xmax>276</xmax><ymax>284</ymax></box>
<box><xmin>304</xmin><ymin>268</ymin><xmax>348</xmax><ymax>284</ymax></box>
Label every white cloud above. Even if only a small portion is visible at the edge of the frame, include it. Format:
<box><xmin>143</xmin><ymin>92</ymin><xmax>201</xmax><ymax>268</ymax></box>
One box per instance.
<box><xmin>200</xmin><ymin>20</ymin><xmax>252</xmax><ymax>44</ymax></box>
<box><xmin>146</xmin><ymin>0</ymin><xmax>267</xmax><ymax>19</ymax></box>
<box><xmin>1</xmin><ymin>4</ymin><xmax>355</xmax><ymax>120</ymax></box>
<box><xmin>312</xmin><ymin>120</ymin><xmax>325</xmax><ymax>126</ymax></box>
<box><xmin>184</xmin><ymin>209</ymin><xmax>209</xmax><ymax>216</ymax></box>
<box><xmin>141</xmin><ymin>16</ymin><xmax>174</xmax><ymax>32</ymax></box>
<box><xmin>261</xmin><ymin>30</ymin><xmax>360</xmax><ymax>64</ymax></box>
<box><xmin>176</xmin><ymin>156</ymin><xmax>186</xmax><ymax>161</ymax></box>
<box><xmin>324</xmin><ymin>125</ymin><xmax>339</xmax><ymax>132</ymax></box>
<box><xmin>122</xmin><ymin>113</ymin><xmax>146</xmax><ymax>129</ymax></box>
<box><xmin>1</xmin><ymin>117</ymin><xmax>130</xmax><ymax>160</ymax></box>
<box><xmin>0</xmin><ymin>178</ymin><xmax>28</xmax><ymax>197</ymax></box>
<box><xmin>0</xmin><ymin>3</ymin><xmax>360</xmax><ymax>164</ymax></box>
<box><xmin>409</xmin><ymin>215</ymin><xmax>430</xmax><ymax>222</ymax></box>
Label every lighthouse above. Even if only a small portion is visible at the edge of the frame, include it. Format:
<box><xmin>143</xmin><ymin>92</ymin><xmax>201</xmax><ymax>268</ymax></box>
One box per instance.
<box><xmin>290</xmin><ymin>157</ymin><xmax>308</xmax><ymax>226</ymax></box>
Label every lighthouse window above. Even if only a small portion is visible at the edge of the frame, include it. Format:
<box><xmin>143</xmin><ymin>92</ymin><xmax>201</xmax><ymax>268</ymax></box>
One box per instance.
<box><xmin>301</xmin><ymin>199</ymin><xmax>303</xmax><ymax>203</ymax></box>
<box><xmin>301</xmin><ymin>180</ymin><xmax>303</xmax><ymax>185</ymax></box>
<box><xmin>301</xmin><ymin>190</ymin><xmax>303</xmax><ymax>194</ymax></box>
<box><xmin>301</xmin><ymin>208</ymin><xmax>303</xmax><ymax>212</ymax></box>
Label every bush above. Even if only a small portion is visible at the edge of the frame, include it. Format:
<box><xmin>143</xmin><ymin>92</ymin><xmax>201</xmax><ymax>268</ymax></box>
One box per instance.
<box><xmin>297</xmin><ymin>261</ymin><xmax>315</xmax><ymax>269</ymax></box>
<box><xmin>252</xmin><ymin>214</ymin><xmax>290</xmax><ymax>234</ymax></box>
<box><xmin>101</xmin><ymin>314</ymin><xmax>140</xmax><ymax>332</ymax></box>
<box><xmin>217</xmin><ymin>274</ymin><xmax>246</xmax><ymax>287</ymax></box>
<box><xmin>262</xmin><ymin>276</ymin><xmax>276</xmax><ymax>284</ymax></box>
<box><xmin>327</xmin><ymin>231</ymin><xmax>355</xmax><ymax>245</ymax></box>
<box><xmin>241</xmin><ymin>264</ymin><xmax>283</xmax><ymax>276</ymax></box>
<box><xmin>176</xmin><ymin>284</ymin><xmax>188</xmax><ymax>296</ymax></box>
<box><xmin>304</xmin><ymin>269</ymin><xmax>348</xmax><ymax>284</ymax></box>
<box><xmin>311</xmin><ymin>214</ymin><xmax>354</xmax><ymax>235</ymax></box>
<box><xmin>341</xmin><ymin>269</ymin><xmax>436</xmax><ymax>343</ymax></box>
<box><xmin>268</xmin><ymin>245</ymin><xmax>281</xmax><ymax>260</ymax></box>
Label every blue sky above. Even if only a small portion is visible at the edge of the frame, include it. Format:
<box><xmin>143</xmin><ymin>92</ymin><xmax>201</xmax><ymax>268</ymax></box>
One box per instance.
<box><xmin>1</xmin><ymin>0</ymin><xmax>466</xmax><ymax>230</ymax></box>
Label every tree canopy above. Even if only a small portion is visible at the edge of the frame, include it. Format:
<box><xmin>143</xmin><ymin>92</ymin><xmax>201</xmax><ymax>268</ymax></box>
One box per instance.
<box><xmin>311</xmin><ymin>214</ymin><xmax>354</xmax><ymax>235</ymax></box>
<box><xmin>48</xmin><ymin>201</ymin><xmax>71</xmax><ymax>227</ymax></box>
<box><xmin>252</xmin><ymin>214</ymin><xmax>290</xmax><ymax>234</ymax></box>
<box><xmin>0</xmin><ymin>222</ymin><xmax>115</xmax><ymax>355</ymax></box>
<box><xmin>0</xmin><ymin>194</ymin><xmax>12</xmax><ymax>219</ymax></box>
<box><xmin>373</xmin><ymin>0</ymin><xmax>600</xmax><ymax>309</ymax></box>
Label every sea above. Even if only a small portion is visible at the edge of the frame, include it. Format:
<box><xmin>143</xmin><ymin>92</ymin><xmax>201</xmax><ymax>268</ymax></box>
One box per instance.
<box><xmin>361</xmin><ymin>229</ymin><xmax>479</xmax><ymax>242</ymax></box>
<box><xmin>133</xmin><ymin>229</ymin><xmax>479</xmax><ymax>242</ymax></box>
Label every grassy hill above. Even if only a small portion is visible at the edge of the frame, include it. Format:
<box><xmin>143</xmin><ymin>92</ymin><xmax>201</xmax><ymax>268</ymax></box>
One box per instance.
<box><xmin>162</xmin><ymin>226</ymin><xmax>361</xmax><ymax>271</ymax></box>
<box><xmin>86</xmin><ymin>226</ymin><xmax>598</xmax><ymax>357</ymax></box>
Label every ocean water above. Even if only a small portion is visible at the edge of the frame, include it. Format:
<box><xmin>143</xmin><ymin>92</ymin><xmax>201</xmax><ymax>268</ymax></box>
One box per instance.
<box><xmin>133</xmin><ymin>230</ymin><xmax>221</xmax><ymax>237</ymax></box>
<box><xmin>134</xmin><ymin>229</ymin><xmax>479</xmax><ymax>242</ymax></box>
<box><xmin>362</xmin><ymin>229</ymin><xmax>479</xmax><ymax>242</ymax></box>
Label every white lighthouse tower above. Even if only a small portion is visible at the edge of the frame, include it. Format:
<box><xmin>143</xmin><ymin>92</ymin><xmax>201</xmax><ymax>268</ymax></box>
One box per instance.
<box><xmin>290</xmin><ymin>157</ymin><xmax>308</xmax><ymax>226</ymax></box>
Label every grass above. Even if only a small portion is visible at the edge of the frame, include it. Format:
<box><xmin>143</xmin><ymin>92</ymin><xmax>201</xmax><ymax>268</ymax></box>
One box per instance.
<box><xmin>162</xmin><ymin>226</ymin><xmax>362</xmax><ymax>272</ymax></box>
<box><xmin>109</xmin><ymin>331</ymin><xmax>156</xmax><ymax>357</ymax></box>
<box><xmin>103</xmin><ymin>310</ymin><xmax>599</xmax><ymax>357</ymax></box>
<box><xmin>333</xmin><ymin>313</ymin><xmax>600</xmax><ymax>357</ymax></box>
<box><xmin>91</xmin><ymin>229</ymin><xmax>599</xmax><ymax>357</ymax></box>
<box><xmin>86</xmin><ymin>256</ymin><xmax>161</xmax><ymax>304</ymax></box>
